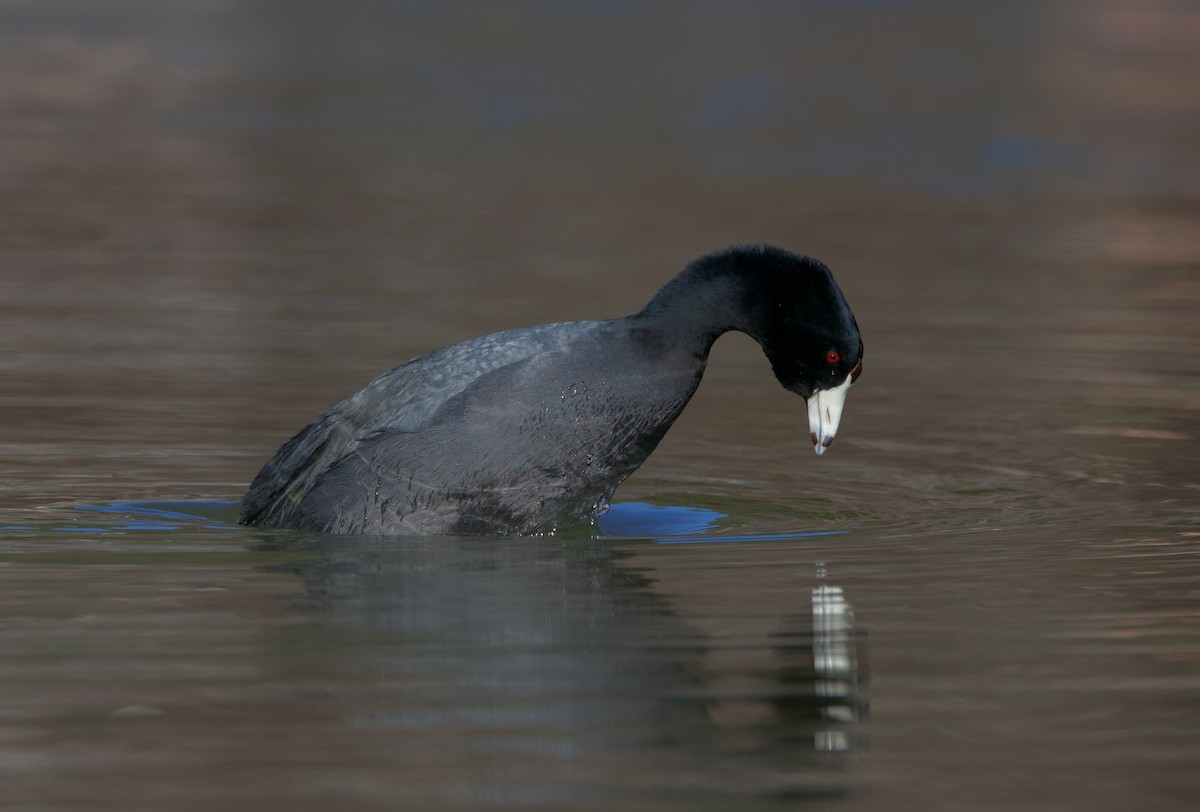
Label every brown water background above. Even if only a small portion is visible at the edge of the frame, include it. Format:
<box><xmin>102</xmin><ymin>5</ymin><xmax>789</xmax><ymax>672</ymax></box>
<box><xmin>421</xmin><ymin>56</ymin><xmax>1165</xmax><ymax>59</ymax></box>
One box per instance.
<box><xmin>2</xmin><ymin>2</ymin><xmax>1199</xmax><ymax>809</ymax></box>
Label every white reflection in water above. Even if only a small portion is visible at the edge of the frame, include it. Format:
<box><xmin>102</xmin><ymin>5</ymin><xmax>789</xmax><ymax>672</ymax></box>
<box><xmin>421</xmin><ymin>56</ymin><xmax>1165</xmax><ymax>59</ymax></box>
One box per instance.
<box><xmin>812</xmin><ymin>583</ymin><xmax>860</xmax><ymax>751</ymax></box>
<box><xmin>247</xmin><ymin>531</ymin><xmax>871</xmax><ymax>802</ymax></box>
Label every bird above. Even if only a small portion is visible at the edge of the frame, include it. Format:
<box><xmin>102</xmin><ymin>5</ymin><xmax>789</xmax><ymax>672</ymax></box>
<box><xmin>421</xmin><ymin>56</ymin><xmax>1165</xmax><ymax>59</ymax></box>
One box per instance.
<box><xmin>239</xmin><ymin>245</ymin><xmax>863</xmax><ymax>536</ymax></box>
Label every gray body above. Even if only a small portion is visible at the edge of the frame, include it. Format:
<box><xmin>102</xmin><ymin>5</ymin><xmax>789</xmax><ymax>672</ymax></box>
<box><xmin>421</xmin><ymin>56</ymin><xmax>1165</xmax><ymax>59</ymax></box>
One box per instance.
<box><xmin>241</xmin><ymin>317</ymin><xmax>706</xmax><ymax>535</ymax></box>
<box><xmin>239</xmin><ymin>245</ymin><xmax>863</xmax><ymax>536</ymax></box>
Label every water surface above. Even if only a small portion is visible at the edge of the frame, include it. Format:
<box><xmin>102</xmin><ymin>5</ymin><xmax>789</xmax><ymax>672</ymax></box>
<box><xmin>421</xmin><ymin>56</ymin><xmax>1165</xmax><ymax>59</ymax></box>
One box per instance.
<box><xmin>1</xmin><ymin>1</ymin><xmax>1198</xmax><ymax>809</ymax></box>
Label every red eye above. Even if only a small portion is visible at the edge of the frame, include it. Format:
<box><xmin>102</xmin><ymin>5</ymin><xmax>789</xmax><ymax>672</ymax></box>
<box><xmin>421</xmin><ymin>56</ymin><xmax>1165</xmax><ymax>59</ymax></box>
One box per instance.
<box><xmin>825</xmin><ymin>350</ymin><xmax>840</xmax><ymax>364</ymax></box>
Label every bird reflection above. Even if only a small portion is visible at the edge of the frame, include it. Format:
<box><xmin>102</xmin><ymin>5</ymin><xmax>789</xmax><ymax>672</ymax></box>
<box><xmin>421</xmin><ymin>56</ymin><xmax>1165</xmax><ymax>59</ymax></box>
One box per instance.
<box><xmin>251</xmin><ymin>532</ymin><xmax>868</xmax><ymax>802</ymax></box>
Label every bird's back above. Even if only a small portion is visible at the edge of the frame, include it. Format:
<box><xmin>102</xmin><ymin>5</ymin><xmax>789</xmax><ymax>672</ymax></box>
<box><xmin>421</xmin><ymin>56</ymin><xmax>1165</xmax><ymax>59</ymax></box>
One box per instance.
<box><xmin>238</xmin><ymin>321</ymin><xmax>603</xmax><ymax>529</ymax></box>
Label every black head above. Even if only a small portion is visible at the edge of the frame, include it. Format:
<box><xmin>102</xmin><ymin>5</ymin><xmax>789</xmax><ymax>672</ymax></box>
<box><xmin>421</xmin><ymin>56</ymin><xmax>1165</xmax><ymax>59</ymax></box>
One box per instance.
<box><xmin>732</xmin><ymin>246</ymin><xmax>863</xmax><ymax>399</ymax></box>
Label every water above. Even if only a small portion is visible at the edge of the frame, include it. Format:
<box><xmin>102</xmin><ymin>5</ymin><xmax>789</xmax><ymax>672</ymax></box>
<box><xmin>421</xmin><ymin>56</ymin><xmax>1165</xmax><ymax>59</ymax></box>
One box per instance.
<box><xmin>2</xmin><ymin>1</ymin><xmax>1199</xmax><ymax>809</ymax></box>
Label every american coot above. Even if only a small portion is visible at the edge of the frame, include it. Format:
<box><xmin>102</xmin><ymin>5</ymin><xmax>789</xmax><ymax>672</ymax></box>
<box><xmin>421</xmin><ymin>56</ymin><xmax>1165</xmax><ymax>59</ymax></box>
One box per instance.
<box><xmin>240</xmin><ymin>245</ymin><xmax>863</xmax><ymax>536</ymax></box>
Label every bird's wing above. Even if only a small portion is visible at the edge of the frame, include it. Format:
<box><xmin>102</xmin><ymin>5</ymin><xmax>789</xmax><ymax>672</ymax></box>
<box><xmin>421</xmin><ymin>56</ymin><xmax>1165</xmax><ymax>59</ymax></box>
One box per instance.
<box><xmin>238</xmin><ymin>321</ymin><xmax>600</xmax><ymax>526</ymax></box>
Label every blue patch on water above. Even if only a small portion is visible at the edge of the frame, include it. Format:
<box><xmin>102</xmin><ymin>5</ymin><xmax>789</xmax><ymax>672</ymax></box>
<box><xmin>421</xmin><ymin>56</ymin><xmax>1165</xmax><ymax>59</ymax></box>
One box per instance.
<box><xmin>66</xmin><ymin>501</ymin><xmax>242</xmax><ymax>532</ymax></box>
<box><xmin>77</xmin><ymin>501</ymin><xmax>237</xmax><ymax>522</ymax></box>
<box><xmin>597</xmin><ymin>502</ymin><xmax>845</xmax><ymax>545</ymax></box>
<box><xmin>597</xmin><ymin>502</ymin><xmax>725</xmax><ymax>537</ymax></box>
<box><xmin>653</xmin><ymin>530</ymin><xmax>845</xmax><ymax>545</ymax></box>
<box><xmin>3</xmin><ymin>500</ymin><xmax>842</xmax><ymax>544</ymax></box>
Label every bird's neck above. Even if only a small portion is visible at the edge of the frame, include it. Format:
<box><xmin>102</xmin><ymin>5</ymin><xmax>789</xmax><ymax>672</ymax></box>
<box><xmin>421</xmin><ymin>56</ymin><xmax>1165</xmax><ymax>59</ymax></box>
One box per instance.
<box><xmin>633</xmin><ymin>260</ymin><xmax>770</xmax><ymax>357</ymax></box>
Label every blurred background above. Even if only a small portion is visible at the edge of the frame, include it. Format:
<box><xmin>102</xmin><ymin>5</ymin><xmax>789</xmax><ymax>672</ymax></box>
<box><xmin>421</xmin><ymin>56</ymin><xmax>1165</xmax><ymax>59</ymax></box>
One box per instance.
<box><xmin>1</xmin><ymin>2</ymin><xmax>1198</xmax><ymax>810</ymax></box>
<box><xmin>2</xmin><ymin>0</ymin><xmax>1195</xmax><ymax>512</ymax></box>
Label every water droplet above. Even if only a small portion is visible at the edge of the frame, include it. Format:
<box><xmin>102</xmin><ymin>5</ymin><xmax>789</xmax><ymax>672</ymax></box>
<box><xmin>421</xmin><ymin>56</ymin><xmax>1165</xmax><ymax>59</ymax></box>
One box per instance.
<box><xmin>592</xmin><ymin>488</ymin><xmax>614</xmax><ymax>518</ymax></box>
